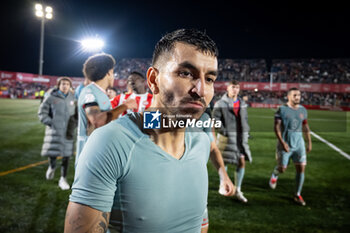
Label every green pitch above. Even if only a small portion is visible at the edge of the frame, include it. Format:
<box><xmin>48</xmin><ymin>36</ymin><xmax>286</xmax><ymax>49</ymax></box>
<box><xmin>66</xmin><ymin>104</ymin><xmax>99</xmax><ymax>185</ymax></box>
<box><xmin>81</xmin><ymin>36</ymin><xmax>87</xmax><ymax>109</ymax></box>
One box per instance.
<box><xmin>0</xmin><ymin>99</ymin><xmax>349</xmax><ymax>233</ymax></box>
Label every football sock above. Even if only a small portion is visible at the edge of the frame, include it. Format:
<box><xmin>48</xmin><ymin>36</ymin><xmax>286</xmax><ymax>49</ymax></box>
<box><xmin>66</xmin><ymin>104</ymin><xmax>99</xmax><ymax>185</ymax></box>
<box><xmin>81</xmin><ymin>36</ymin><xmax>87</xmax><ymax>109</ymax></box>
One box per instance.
<box><xmin>295</xmin><ymin>172</ymin><xmax>305</xmax><ymax>196</ymax></box>
<box><xmin>272</xmin><ymin>166</ymin><xmax>280</xmax><ymax>178</ymax></box>
<box><xmin>49</xmin><ymin>156</ymin><xmax>57</xmax><ymax>169</ymax></box>
<box><xmin>61</xmin><ymin>157</ymin><xmax>69</xmax><ymax>177</ymax></box>
<box><xmin>235</xmin><ymin>167</ymin><xmax>245</xmax><ymax>192</ymax></box>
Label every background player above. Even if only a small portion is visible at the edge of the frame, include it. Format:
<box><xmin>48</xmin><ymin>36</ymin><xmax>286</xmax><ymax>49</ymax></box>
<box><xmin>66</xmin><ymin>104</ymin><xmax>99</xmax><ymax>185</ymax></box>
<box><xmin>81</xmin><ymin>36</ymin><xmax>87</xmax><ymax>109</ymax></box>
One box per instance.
<box><xmin>110</xmin><ymin>71</ymin><xmax>153</xmax><ymax>114</ymax></box>
<box><xmin>269</xmin><ymin>87</ymin><xmax>312</xmax><ymax>206</ymax></box>
<box><xmin>76</xmin><ymin>53</ymin><xmax>137</xmax><ymax>166</ymax></box>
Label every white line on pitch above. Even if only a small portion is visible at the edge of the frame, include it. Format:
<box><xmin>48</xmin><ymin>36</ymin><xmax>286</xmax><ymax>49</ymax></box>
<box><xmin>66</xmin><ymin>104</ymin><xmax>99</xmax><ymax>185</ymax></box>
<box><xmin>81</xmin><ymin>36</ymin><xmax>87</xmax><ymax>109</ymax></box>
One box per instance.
<box><xmin>310</xmin><ymin>131</ymin><xmax>350</xmax><ymax>160</ymax></box>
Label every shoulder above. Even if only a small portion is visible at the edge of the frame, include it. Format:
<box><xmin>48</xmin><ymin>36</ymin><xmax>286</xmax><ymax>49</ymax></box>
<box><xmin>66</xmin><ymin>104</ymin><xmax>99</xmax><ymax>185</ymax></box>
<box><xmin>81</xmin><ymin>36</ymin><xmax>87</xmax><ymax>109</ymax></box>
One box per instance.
<box><xmin>78</xmin><ymin>85</ymin><xmax>98</xmax><ymax>105</ymax></box>
<box><xmin>299</xmin><ymin>105</ymin><xmax>307</xmax><ymax>111</ymax></box>
<box><xmin>214</xmin><ymin>98</ymin><xmax>225</xmax><ymax>108</ymax></box>
<box><xmin>85</xmin><ymin>116</ymin><xmax>143</xmax><ymax>159</ymax></box>
<box><xmin>188</xmin><ymin>130</ymin><xmax>211</xmax><ymax>154</ymax></box>
<box><xmin>199</xmin><ymin>112</ymin><xmax>210</xmax><ymax>122</ymax></box>
<box><xmin>239</xmin><ymin>98</ymin><xmax>248</xmax><ymax>108</ymax></box>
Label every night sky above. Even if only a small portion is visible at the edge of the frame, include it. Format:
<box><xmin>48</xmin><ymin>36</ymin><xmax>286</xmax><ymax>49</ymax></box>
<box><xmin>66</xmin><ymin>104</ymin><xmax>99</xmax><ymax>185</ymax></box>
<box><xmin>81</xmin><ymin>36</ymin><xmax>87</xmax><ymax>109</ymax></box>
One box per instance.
<box><xmin>1</xmin><ymin>0</ymin><xmax>349</xmax><ymax>77</ymax></box>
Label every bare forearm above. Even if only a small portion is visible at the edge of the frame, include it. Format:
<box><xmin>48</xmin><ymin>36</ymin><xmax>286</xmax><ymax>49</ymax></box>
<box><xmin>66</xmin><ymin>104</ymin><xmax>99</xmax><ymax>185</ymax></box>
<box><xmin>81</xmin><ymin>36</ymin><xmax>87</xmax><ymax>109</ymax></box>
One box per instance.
<box><xmin>210</xmin><ymin>145</ymin><xmax>228</xmax><ymax>180</ymax></box>
<box><xmin>64</xmin><ymin>202</ymin><xmax>110</xmax><ymax>233</ymax></box>
<box><xmin>274</xmin><ymin>125</ymin><xmax>284</xmax><ymax>144</ymax></box>
<box><xmin>108</xmin><ymin>104</ymin><xmax>128</xmax><ymax>121</ymax></box>
<box><xmin>303</xmin><ymin>124</ymin><xmax>312</xmax><ymax>145</ymax></box>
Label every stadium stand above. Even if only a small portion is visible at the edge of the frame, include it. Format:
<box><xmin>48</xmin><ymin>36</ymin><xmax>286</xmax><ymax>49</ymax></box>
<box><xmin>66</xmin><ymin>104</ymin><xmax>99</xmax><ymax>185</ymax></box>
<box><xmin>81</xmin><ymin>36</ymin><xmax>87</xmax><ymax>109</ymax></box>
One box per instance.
<box><xmin>1</xmin><ymin>58</ymin><xmax>349</xmax><ymax>108</ymax></box>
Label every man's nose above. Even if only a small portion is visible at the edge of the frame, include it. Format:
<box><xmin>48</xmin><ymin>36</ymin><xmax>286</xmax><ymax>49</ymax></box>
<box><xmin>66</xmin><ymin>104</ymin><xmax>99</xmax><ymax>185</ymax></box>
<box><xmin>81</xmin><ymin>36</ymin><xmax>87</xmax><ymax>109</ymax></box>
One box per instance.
<box><xmin>191</xmin><ymin>78</ymin><xmax>205</xmax><ymax>97</ymax></box>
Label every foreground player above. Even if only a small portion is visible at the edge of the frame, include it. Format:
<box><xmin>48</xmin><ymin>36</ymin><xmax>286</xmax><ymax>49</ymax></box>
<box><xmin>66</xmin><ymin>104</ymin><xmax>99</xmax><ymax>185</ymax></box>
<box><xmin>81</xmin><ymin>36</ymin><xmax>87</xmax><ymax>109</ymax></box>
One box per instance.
<box><xmin>110</xmin><ymin>71</ymin><xmax>153</xmax><ymax>114</ymax></box>
<box><xmin>213</xmin><ymin>80</ymin><xmax>252</xmax><ymax>203</ymax></box>
<box><xmin>269</xmin><ymin>87</ymin><xmax>312</xmax><ymax>206</ymax></box>
<box><xmin>76</xmin><ymin>53</ymin><xmax>137</xmax><ymax>166</ymax></box>
<box><xmin>65</xmin><ymin>28</ymin><xmax>219</xmax><ymax>233</ymax></box>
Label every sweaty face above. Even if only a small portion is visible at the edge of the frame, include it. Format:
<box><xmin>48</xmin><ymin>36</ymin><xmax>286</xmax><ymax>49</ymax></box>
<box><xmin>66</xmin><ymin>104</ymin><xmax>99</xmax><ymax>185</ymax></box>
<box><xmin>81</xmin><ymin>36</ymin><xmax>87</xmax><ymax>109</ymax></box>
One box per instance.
<box><xmin>59</xmin><ymin>80</ymin><xmax>71</xmax><ymax>94</ymax></box>
<box><xmin>288</xmin><ymin>90</ymin><xmax>301</xmax><ymax>105</ymax></box>
<box><xmin>227</xmin><ymin>84</ymin><xmax>240</xmax><ymax>98</ymax></box>
<box><xmin>155</xmin><ymin>42</ymin><xmax>218</xmax><ymax>120</ymax></box>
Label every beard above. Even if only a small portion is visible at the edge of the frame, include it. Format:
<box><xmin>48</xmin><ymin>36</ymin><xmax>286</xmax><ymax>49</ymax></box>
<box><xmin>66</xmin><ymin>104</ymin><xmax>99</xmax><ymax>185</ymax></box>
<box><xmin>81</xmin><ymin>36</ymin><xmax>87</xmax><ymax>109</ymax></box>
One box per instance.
<box><xmin>159</xmin><ymin>88</ymin><xmax>206</xmax><ymax>121</ymax></box>
<box><xmin>293</xmin><ymin>99</ymin><xmax>300</xmax><ymax>105</ymax></box>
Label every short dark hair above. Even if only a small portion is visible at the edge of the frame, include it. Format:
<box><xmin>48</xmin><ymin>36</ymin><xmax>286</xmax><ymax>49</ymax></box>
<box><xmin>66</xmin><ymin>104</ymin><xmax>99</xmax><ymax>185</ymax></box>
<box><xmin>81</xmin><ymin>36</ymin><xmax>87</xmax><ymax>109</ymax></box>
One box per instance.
<box><xmin>128</xmin><ymin>71</ymin><xmax>145</xmax><ymax>81</ymax></box>
<box><xmin>107</xmin><ymin>87</ymin><xmax>117</xmax><ymax>93</ymax></box>
<box><xmin>152</xmin><ymin>28</ymin><xmax>219</xmax><ymax>66</ymax></box>
<box><xmin>83</xmin><ymin>53</ymin><xmax>116</xmax><ymax>82</ymax></box>
<box><xmin>230</xmin><ymin>80</ymin><xmax>240</xmax><ymax>86</ymax></box>
<box><xmin>288</xmin><ymin>87</ymin><xmax>299</xmax><ymax>95</ymax></box>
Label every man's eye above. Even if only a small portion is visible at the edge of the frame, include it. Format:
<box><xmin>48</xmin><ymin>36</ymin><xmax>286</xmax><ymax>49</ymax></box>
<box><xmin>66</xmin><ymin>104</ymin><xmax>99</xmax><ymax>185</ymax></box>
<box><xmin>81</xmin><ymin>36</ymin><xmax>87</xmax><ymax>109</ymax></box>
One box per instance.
<box><xmin>206</xmin><ymin>77</ymin><xmax>215</xmax><ymax>83</ymax></box>
<box><xmin>179</xmin><ymin>71</ymin><xmax>193</xmax><ymax>78</ymax></box>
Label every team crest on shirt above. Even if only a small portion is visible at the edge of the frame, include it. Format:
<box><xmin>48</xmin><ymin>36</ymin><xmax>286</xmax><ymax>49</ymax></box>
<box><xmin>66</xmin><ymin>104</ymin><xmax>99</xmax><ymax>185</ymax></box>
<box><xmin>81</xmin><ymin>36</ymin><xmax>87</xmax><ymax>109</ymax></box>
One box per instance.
<box><xmin>299</xmin><ymin>113</ymin><xmax>304</xmax><ymax>119</ymax></box>
<box><xmin>143</xmin><ymin>100</ymin><xmax>149</xmax><ymax>106</ymax></box>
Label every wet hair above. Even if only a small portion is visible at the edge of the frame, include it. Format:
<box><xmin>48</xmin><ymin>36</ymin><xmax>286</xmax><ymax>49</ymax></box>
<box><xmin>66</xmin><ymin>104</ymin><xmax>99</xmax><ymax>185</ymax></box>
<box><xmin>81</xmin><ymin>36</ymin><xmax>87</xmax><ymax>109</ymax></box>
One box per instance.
<box><xmin>152</xmin><ymin>28</ymin><xmax>219</xmax><ymax>66</ymax></box>
<box><xmin>82</xmin><ymin>53</ymin><xmax>116</xmax><ymax>82</ymax></box>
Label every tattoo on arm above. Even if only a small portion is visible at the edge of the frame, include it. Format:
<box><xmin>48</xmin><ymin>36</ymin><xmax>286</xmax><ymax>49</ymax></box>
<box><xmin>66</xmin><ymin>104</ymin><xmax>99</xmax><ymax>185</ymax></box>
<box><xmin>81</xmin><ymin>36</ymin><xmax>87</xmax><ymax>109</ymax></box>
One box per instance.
<box><xmin>65</xmin><ymin>202</ymin><xmax>110</xmax><ymax>233</ymax></box>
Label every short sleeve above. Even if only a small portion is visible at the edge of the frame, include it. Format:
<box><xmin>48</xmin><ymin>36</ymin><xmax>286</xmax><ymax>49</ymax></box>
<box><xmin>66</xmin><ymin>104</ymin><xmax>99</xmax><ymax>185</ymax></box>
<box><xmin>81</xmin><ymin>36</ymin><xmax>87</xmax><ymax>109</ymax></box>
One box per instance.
<box><xmin>274</xmin><ymin>106</ymin><xmax>282</xmax><ymax>120</ymax></box>
<box><xmin>70</xmin><ymin>124</ymin><xmax>131</xmax><ymax>212</ymax></box>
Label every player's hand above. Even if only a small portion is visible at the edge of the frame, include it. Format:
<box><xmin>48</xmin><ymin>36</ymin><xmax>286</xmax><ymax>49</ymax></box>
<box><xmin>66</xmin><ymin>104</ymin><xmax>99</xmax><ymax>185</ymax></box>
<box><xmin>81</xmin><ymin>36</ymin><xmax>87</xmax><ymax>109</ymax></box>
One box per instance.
<box><xmin>124</xmin><ymin>98</ymin><xmax>138</xmax><ymax>110</ymax></box>
<box><xmin>282</xmin><ymin>142</ymin><xmax>289</xmax><ymax>152</ymax></box>
<box><xmin>218</xmin><ymin>178</ymin><xmax>235</xmax><ymax>196</ymax></box>
<box><xmin>306</xmin><ymin>142</ymin><xmax>312</xmax><ymax>153</ymax></box>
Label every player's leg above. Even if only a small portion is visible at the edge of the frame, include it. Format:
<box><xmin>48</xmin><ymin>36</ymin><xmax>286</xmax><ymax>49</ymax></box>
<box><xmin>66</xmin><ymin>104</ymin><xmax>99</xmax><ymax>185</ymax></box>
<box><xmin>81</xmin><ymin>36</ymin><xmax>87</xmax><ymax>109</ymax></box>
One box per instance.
<box><xmin>46</xmin><ymin>156</ymin><xmax>56</xmax><ymax>180</ymax></box>
<box><xmin>235</xmin><ymin>155</ymin><xmax>247</xmax><ymax>203</ymax></box>
<box><xmin>293</xmin><ymin>150</ymin><xmax>307</xmax><ymax>206</ymax></box>
<box><xmin>59</xmin><ymin>157</ymin><xmax>70</xmax><ymax>190</ymax></box>
<box><xmin>201</xmin><ymin>208</ymin><xmax>209</xmax><ymax>233</ymax></box>
<box><xmin>269</xmin><ymin>150</ymin><xmax>289</xmax><ymax>189</ymax></box>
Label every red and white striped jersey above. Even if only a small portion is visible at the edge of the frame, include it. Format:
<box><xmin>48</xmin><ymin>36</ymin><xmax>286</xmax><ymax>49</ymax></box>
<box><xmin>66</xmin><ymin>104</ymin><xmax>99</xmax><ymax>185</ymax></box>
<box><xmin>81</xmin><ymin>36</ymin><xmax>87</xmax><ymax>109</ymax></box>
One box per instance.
<box><xmin>110</xmin><ymin>92</ymin><xmax>153</xmax><ymax>115</ymax></box>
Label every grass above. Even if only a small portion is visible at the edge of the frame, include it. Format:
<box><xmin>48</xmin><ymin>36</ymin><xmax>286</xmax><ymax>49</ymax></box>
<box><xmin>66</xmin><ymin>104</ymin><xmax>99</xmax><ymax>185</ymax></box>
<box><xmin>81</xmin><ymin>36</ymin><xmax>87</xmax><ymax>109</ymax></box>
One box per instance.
<box><xmin>0</xmin><ymin>99</ymin><xmax>349</xmax><ymax>233</ymax></box>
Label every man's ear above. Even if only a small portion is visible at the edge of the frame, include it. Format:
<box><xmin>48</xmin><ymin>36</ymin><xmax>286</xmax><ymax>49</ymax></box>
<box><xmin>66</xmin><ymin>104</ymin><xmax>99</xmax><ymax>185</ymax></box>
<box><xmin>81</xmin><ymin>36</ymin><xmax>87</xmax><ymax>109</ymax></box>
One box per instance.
<box><xmin>146</xmin><ymin>67</ymin><xmax>159</xmax><ymax>94</ymax></box>
<box><xmin>109</xmin><ymin>69</ymin><xmax>114</xmax><ymax>77</ymax></box>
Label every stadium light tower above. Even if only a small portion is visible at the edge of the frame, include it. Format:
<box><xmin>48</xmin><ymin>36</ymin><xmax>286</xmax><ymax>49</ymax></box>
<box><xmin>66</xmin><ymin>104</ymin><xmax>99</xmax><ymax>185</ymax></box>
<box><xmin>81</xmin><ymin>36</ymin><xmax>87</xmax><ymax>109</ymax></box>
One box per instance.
<box><xmin>35</xmin><ymin>3</ymin><xmax>53</xmax><ymax>76</ymax></box>
<box><xmin>80</xmin><ymin>38</ymin><xmax>105</xmax><ymax>52</ymax></box>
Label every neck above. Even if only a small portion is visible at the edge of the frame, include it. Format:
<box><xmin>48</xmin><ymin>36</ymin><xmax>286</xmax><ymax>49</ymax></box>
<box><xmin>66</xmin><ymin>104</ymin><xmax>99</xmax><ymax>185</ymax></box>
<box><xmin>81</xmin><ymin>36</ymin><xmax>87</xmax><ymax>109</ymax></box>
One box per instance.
<box><xmin>145</xmin><ymin>102</ymin><xmax>186</xmax><ymax>160</ymax></box>
<box><xmin>228</xmin><ymin>93</ymin><xmax>238</xmax><ymax>101</ymax></box>
<box><xmin>287</xmin><ymin>102</ymin><xmax>299</xmax><ymax>109</ymax></box>
<box><xmin>149</xmin><ymin>127</ymin><xmax>186</xmax><ymax>160</ymax></box>
<box><xmin>95</xmin><ymin>78</ymin><xmax>109</xmax><ymax>91</ymax></box>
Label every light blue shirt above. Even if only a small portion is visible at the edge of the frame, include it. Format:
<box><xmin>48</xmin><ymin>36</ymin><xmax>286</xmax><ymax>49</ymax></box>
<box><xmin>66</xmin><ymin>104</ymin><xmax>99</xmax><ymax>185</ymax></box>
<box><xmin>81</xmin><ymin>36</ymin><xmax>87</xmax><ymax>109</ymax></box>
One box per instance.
<box><xmin>76</xmin><ymin>83</ymin><xmax>111</xmax><ymax>165</ymax></box>
<box><xmin>275</xmin><ymin>104</ymin><xmax>308</xmax><ymax>149</ymax></box>
<box><xmin>70</xmin><ymin>113</ymin><xmax>211</xmax><ymax>233</ymax></box>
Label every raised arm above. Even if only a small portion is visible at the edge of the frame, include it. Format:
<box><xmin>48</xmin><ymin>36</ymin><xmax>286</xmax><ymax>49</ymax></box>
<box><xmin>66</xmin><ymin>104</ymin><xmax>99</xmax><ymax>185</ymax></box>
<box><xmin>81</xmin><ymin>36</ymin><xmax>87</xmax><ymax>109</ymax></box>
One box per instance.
<box><xmin>64</xmin><ymin>202</ymin><xmax>110</xmax><ymax>233</ymax></box>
